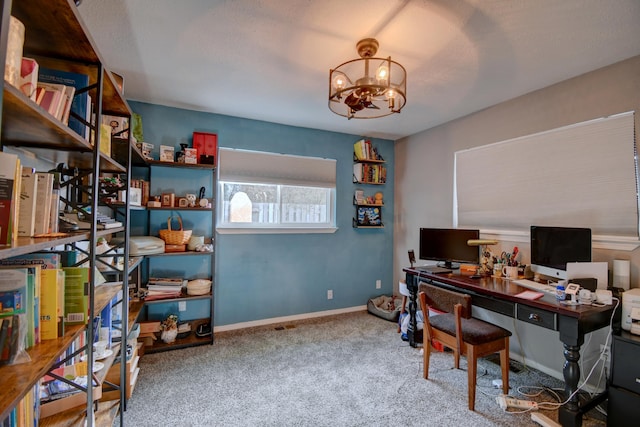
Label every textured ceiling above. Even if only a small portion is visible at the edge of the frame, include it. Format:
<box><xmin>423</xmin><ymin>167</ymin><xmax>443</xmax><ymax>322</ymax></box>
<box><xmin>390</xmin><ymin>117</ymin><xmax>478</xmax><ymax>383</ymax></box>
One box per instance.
<box><xmin>77</xmin><ymin>0</ymin><xmax>640</xmax><ymax>140</ymax></box>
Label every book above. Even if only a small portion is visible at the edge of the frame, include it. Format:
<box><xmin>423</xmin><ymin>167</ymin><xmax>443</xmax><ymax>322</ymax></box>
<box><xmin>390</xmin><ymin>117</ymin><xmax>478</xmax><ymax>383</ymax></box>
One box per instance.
<box><xmin>2</xmin><ymin>251</ymin><xmax>61</xmax><ymax>270</ymax></box>
<box><xmin>18</xmin><ymin>166</ymin><xmax>37</xmax><ymax>237</ymax></box>
<box><xmin>36</xmin><ymin>82</ymin><xmax>66</xmax><ymax>119</ymax></box>
<box><xmin>99</xmin><ymin>123</ymin><xmax>112</xmax><ymax>157</ymax></box>
<box><xmin>0</xmin><ymin>152</ymin><xmax>20</xmax><ymax>246</ymax></box>
<box><xmin>24</xmin><ymin>266</ymin><xmax>41</xmax><ymax>347</ymax></box>
<box><xmin>40</xmin><ymin>269</ymin><xmax>63</xmax><ymax>340</ymax></box>
<box><xmin>353</xmin><ymin>139</ymin><xmax>367</xmax><ymax>160</ymax></box>
<box><xmin>48</xmin><ymin>172</ymin><xmax>60</xmax><ymax>234</ymax></box>
<box><xmin>34</xmin><ymin>172</ymin><xmax>53</xmax><ymax>235</ymax></box>
<box><xmin>38</xmin><ymin>67</ymin><xmax>90</xmax><ymax>139</ymax></box>
<box><xmin>59</xmin><ymin>85</ymin><xmax>76</xmax><ymax>125</ymax></box>
<box><xmin>62</xmin><ymin>267</ymin><xmax>90</xmax><ymax>324</ymax></box>
<box><xmin>19</xmin><ymin>57</ymin><xmax>39</xmax><ymax>101</ymax></box>
<box><xmin>353</xmin><ymin>163</ymin><xmax>363</xmax><ymax>182</ymax></box>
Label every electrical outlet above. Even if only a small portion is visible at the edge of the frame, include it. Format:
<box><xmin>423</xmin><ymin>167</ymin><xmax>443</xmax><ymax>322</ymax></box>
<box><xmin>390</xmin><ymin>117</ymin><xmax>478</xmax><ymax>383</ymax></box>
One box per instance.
<box><xmin>178</xmin><ymin>301</ymin><xmax>187</xmax><ymax>312</ymax></box>
<box><xmin>327</xmin><ymin>289</ymin><xmax>333</xmax><ymax>300</ymax></box>
<box><xmin>376</xmin><ymin>279</ymin><xmax>381</xmax><ymax>289</ymax></box>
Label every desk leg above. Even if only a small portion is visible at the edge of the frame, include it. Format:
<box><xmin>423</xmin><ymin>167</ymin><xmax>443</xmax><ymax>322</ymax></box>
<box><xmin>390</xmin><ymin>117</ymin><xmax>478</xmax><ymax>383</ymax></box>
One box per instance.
<box><xmin>406</xmin><ymin>275</ymin><xmax>419</xmax><ymax>348</ymax></box>
<box><xmin>559</xmin><ymin>343</ymin><xmax>582</xmax><ymax>427</ymax></box>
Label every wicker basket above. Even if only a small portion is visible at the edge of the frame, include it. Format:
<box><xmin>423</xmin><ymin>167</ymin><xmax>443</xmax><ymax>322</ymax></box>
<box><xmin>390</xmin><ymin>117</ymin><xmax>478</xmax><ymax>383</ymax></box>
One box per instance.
<box><xmin>159</xmin><ymin>216</ymin><xmax>192</xmax><ymax>245</ymax></box>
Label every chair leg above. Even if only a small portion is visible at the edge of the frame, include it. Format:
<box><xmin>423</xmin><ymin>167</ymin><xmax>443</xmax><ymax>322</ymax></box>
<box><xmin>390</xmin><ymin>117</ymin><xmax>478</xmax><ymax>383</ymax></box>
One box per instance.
<box><xmin>423</xmin><ymin>340</ymin><xmax>431</xmax><ymax>379</ymax></box>
<box><xmin>453</xmin><ymin>347</ymin><xmax>460</xmax><ymax>369</ymax></box>
<box><xmin>500</xmin><ymin>339</ymin><xmax>510</xmax><ymax>395</ymax></box>
<box><xmin>467</xmin><ymin>345</ymin><xmax>477</xmax><ymax>411</ymax></box>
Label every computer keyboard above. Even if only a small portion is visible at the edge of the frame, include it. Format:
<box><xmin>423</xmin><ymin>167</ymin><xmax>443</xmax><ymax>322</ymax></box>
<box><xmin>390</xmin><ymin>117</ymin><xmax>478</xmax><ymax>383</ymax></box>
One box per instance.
<box><xmin>512</xmin><ymin>279</ymin><xmax>557</xmax><ymax>294</ymax></box>
<box><xmin>415</xmin><ymin>266</ymin><xmax>453</xmax><ymax>274</ymax></box>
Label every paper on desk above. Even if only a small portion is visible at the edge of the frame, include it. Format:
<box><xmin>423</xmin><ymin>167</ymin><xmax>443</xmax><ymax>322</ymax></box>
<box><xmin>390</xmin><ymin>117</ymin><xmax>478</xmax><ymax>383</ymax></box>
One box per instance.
<box><xmin>515</xmin><ymin>290</ymin><xmax>544</xmax><ymax>300</ymax></box>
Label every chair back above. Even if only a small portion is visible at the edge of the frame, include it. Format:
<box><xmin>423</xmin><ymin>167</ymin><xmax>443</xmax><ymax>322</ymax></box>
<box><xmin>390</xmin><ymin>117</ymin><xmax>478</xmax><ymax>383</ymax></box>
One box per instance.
<box><xmin>419</xmin><ymin>282</ymin><xmax>472</xmax><ymax>318</ymax></box>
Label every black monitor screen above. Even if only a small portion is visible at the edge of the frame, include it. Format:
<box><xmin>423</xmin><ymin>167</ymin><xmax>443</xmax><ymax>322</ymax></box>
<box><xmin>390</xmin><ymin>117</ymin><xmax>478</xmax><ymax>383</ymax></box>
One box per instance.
<box><xmin>530</xmin><ymin>225</ymin><xmax>592</xmax><ymax>278</ymax></box>
<box><xmin>419</xmin><ymin>228</ymin><xmax>480</xmax><ymax>268</ymax></box>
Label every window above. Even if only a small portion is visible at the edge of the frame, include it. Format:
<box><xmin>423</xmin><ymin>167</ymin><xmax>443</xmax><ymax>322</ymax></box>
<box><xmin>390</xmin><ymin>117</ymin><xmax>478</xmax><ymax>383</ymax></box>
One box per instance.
<box><xmin>218</xmin><ymin>148</ymin><xmax>337</xmax><ymax>233</ymax></box>
<box><xmin>454</xmin><ymin>111</ymin><xmax>639</xmax><ymax>249</ymax></box>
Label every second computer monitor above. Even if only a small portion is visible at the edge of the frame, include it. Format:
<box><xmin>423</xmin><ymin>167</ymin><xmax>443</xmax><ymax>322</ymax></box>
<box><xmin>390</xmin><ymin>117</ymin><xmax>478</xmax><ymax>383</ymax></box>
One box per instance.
<box><xmin>419</xmin><ymin>227</ymin><xmax>480</xmax><ymax>269</ymax></box>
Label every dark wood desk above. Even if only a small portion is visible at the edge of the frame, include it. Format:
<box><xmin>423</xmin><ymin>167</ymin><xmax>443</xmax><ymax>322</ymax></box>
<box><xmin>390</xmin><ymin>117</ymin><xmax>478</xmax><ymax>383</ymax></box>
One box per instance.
<box><xmin>404</xmin><ymin>267</ymin><xmax>616</xmax><ymax>427</ymax></box>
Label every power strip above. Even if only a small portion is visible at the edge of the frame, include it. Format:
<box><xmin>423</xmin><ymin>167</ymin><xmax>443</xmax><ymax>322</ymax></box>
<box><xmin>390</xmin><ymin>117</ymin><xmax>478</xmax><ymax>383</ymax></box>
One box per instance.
<box><xmin>496</xmin><ymin>395</ymin><xmax>538</xmax><ymax>410</ymax></box>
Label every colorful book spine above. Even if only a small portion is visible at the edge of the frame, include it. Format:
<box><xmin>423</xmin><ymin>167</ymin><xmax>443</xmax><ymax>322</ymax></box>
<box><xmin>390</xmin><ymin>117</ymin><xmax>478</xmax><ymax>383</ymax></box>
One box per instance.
<box><xmin>62</xmin><ymin>267</ymin><xmax>89</xmax><ymax>324</ymax></box>
<box><xmin>0</xmin><ymin>152</ymin><xmax>19</xmax><ymax>246</ymax></box>
<box><xmin>2</xmin><ymin>252</ymin><xmax>61</xmax><ymax>270</ymax></box>
<box><xmin>40</xmin><ymin>269</ymin><xmax>62</xmax><ymax>340</ymax></box>
<box><xmin>34</xmin><ymin>172</ymin><xmax>53</xmax><ymax>235</ymax></box>
<box><xmin>18</xmin><ymin>166</ymin><xmax>37</xmax><ymax>237</ymax></box>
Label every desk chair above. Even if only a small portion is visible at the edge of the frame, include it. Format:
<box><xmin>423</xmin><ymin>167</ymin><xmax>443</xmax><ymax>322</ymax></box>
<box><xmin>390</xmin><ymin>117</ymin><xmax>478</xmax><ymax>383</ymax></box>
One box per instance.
<box><xmin>418</xmin><ymin>284</ymin><xmax>511</xmax><ymax>410</ymax></box>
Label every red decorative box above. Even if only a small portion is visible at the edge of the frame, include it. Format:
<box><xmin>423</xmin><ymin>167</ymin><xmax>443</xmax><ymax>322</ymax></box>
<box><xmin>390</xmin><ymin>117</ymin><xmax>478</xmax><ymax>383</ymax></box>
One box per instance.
<box><xmin>192</xmin><ymin>132</ymin><xmax>217</xmax><ymax>165</ymax></box>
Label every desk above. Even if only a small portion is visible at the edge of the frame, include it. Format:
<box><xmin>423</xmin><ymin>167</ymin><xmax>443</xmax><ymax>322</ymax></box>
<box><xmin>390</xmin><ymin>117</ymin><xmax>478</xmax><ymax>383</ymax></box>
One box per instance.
<box><xmin>404</xmin><ymin>267</ymin><xmax>615</xmax><ymax>427</ymax></box>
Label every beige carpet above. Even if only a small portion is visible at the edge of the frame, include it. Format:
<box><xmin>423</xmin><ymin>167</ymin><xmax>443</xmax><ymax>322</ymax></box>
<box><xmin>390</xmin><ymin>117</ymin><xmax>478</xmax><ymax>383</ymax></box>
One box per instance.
<box><xmin>118</xmin><ymin>311</ymin><xmax>606</xmax><ymax>426</ymax></box>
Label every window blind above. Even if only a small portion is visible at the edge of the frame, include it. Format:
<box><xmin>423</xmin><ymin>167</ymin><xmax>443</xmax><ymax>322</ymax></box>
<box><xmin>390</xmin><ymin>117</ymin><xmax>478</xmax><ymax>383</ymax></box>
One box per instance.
<box><xmin>454</xmin><ymin>112</ymin><xmax>638</xmax><ymax>237</ymax></box>
<box><xmin>218</xmin><ymin>147</ymin><xmax>336</xmax><ymax>187</ymax></box>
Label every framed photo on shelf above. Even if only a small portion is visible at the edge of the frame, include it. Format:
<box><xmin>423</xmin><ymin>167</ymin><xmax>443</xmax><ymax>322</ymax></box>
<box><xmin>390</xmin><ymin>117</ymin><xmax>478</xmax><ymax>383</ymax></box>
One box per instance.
<box><xmin>159</xmin><ymin>145</ymin><xmax>175</xmax><ymax>162</ymax></box>
<box><xmin>356</xmin><ymin>206</ymin><xmax>381</xmax><ymax>226</ymax></box>
<box><xmin>161</xmin><ymin>193</ymin><xmax>175</xmax><ymax>207</ymax></box>
<box><xmin>178</xmin><ymin>197</ymin><xmax>189</xmax><ymax>208</ymax></box>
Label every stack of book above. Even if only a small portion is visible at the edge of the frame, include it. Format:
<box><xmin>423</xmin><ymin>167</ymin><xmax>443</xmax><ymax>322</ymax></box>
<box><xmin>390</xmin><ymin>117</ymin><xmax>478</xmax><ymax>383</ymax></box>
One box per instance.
<box><xmin>353</xmin><ymin>138</ymin><xmax>384</xmax><ymax>161</ymax></box>
<box><xmin>37</xmin><ymin>66</ymin><xmax>91</xmax><ymax>140</ymax></box>
<box><xmin>145</xmin><ymin>278</ymin><xmax>185</xmax><ymax>301</ymax></box>
<box><xmin>2</xmin><ymin>151</ymin><xmax>71</xmax><ymax>241</ymax></box>
<box><xmin>95</xmin><ymin>212</ymin><xmax>122</xmax><ymax>230</ymax></box>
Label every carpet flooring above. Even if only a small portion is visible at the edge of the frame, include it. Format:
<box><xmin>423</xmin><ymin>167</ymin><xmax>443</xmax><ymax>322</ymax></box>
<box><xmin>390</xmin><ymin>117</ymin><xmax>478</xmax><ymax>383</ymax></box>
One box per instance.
<box><xmin>119</xmin><ymin>311</ymin><xmax>607</xmax><ymax>426</ymax></box>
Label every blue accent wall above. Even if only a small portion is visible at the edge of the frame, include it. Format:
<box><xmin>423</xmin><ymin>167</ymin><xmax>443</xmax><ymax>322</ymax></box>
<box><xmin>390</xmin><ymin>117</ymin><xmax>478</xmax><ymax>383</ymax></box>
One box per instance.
<box><xmin>130</xmin><ymin>101</ymin><xmax>394</xmax><ymax>326</ymax></box>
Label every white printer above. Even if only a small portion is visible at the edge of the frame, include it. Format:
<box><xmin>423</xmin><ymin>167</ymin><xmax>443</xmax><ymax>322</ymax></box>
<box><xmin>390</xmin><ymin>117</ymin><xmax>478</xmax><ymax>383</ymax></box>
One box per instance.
<box><xmin>621</xmin><ymin>288</ymin><xmax>640</xmax><ymax>334</ymax></box>
<box><xmin>111</xmin><ymin>236</ymin><xmax>165</xmax><ymax>256</ymax></box>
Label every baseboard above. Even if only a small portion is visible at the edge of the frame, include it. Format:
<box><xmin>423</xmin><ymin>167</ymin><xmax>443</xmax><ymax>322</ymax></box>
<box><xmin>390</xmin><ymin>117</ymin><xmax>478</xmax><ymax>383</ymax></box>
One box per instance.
<box><xmin>214</xmin><ymin>305</ymin><xmax>368</xmax><ymax>333</ymax></box>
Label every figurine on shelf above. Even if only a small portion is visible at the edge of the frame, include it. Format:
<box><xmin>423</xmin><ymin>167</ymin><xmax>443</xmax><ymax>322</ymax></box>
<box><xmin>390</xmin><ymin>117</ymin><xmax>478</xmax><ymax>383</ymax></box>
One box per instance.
<box><xmin>160</xmin><ymin>314</ymin><xmax>179</xmax><ymax>343</ymax></box>
<box><xmin>176</xmin><ymin>143</ymin><xmax>188</xmax><ymax>163</ymax></box>
<box><xmin>374</xmin><ymin>192</ymin><xmax>383</xmax><ymax>205</ymax></box>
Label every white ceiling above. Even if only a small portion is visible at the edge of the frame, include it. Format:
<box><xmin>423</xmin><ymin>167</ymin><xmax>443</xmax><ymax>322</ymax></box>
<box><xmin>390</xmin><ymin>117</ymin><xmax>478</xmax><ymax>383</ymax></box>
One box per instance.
<box><xmin>77</xmin><ymin>0</ymin><xmax>640</xmax><ymax>140</ymax></box>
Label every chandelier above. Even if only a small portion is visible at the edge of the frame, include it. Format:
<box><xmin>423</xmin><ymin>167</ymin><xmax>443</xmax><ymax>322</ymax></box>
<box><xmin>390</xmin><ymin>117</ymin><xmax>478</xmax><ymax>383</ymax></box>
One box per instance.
<box><xmin>329</xmin><ymin>38</ymin><xmax>407</xmax><ymax>119</ymax></box>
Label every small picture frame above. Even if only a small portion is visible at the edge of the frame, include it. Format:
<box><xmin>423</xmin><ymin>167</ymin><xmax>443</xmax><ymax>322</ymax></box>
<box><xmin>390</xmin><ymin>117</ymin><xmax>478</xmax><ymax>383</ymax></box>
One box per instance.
<box><xmin>178</xmin><ymin>197</ymin><xmax>189</xmax><ymax>208</ymax></box>
<box><xmin>159</xmin><ymin>145</ymin><xmax>175</xmax><ymax>162</ymax></box>
<box><xmin>161</xmin><ymin>193</ymin><xmax>175</xmax><ymax>207</ymax></box>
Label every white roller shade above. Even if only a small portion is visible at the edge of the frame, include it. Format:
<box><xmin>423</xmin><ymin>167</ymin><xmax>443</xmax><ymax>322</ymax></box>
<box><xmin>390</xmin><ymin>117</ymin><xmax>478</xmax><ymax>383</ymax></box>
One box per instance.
<box><xmin>218</xmin><ymin>147</ymin><xmax>336</xmax><ymax>187</ymax></box>
<box><xmin>455</xmin><ymin>112</ymin><xmax>638</xmax><ymax>236</ymax></box>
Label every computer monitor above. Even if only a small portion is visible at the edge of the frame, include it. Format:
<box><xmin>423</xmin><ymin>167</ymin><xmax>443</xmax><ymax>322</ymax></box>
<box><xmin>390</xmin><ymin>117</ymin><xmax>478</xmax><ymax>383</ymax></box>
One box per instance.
<box><xmin>530</xmin><ymin>225</ymin><xmax>592</xmax><ymax>280</ymax></box>
<box><xmin>419</xmin><ymin>228</ymin><xmax>480</xmax><ymax>269</ymax></box>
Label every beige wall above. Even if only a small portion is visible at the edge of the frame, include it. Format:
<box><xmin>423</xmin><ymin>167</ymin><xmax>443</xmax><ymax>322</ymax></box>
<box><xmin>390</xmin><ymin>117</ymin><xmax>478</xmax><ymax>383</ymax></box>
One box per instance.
<box><xmin>394</xmin><ymin>55</ymin><xmax>640</xmax><ymax>383</ymax></box>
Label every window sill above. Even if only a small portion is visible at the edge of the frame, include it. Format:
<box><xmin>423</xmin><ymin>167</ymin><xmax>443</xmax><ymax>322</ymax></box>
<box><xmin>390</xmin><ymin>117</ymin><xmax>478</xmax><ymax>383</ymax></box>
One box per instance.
<box><xmin>217</xmin><ymin>227</ymin><xmax>338</xmax><ymax>235</ymax></box>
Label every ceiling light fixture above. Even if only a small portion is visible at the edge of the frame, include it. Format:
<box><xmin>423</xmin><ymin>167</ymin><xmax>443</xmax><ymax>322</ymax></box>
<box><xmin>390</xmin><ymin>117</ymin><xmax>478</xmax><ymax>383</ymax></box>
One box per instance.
<box><xmin>329</xmin><ymin>38</ymin><xmax>407</xmax><ymax>119</ymax></box>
